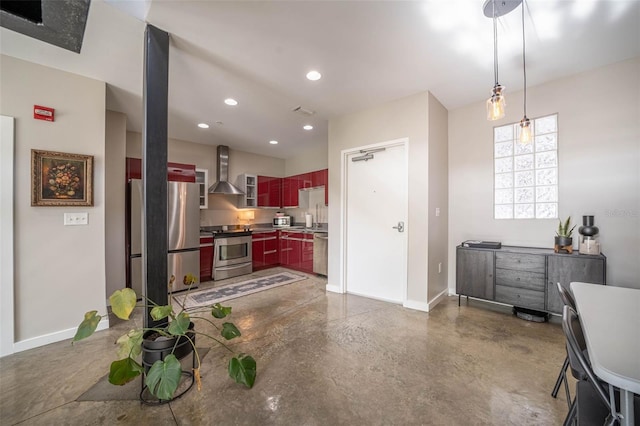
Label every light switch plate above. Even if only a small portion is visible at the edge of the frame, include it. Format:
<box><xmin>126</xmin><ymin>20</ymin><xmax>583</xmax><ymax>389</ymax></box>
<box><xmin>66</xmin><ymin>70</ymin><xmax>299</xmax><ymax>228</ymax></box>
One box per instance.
<box><xmin>435</xmin><ymin>208</ymin><xmax>440</xmax><ymax>217</ymax></box>
<box><xmin>64</xmin><ymin>212</ymin><xmax>88</xmax><ymax>226</ymax></box>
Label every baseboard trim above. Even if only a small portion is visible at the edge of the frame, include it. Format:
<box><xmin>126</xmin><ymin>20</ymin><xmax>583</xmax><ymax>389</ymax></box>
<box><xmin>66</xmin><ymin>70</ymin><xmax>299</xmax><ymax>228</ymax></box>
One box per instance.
<box><xmin>13</xmin><ymin>317</ymin><xmax>109</xmax><ymax>353</ymax></box>
<box><xmin>403</xmin><ymin>299</ymin><xmax>429</xmax><ymax>312</ymax></box>
<box><xmin>325</xmin><ymin>284</ymin><xmax>342</xmax><ymax>293</ymax></box>
<box><xmin>427</xmin><ymin>288</ymin><xmax>449</xmax><ymax>311</ymax></box>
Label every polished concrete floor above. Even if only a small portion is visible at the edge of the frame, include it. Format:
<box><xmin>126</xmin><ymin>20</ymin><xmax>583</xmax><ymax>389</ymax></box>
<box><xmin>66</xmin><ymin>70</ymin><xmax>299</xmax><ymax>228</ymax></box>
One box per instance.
<box><xmin>1</xmin><ymin>268</ymin><xmax>571</xmax><ymax>425</ymax></box>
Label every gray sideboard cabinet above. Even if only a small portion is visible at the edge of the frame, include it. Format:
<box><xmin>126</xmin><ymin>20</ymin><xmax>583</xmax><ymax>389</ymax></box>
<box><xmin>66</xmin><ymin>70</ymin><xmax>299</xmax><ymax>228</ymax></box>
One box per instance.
<box><xmin>456</xmin><ymin>245</ymin><xmax>606</xmax><ymax>314</ymax></box>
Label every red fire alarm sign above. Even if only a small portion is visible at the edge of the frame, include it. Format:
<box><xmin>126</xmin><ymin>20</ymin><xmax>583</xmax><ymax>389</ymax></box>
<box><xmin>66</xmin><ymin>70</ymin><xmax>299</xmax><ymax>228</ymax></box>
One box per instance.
<box><xmin>34</xmin><ymin>105</ymin><xmax>55</xmax><ymax>122</ymax></box>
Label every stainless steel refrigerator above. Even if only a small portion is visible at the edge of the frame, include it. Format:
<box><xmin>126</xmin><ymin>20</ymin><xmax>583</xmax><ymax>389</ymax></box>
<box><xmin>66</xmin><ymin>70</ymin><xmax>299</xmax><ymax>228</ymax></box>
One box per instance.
<box><xmin>129</xmin><ymin>179</ymin><xmax>200</xmax><ymax>296</ymax></box>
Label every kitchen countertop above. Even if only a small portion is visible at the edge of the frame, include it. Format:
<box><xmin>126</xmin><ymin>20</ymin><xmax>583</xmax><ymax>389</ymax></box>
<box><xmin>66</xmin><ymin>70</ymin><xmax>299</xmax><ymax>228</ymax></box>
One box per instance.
<box><xmin>252</xmin><ymin>226</ymin><xmax>328</xmax><ymax>234</ymax></box>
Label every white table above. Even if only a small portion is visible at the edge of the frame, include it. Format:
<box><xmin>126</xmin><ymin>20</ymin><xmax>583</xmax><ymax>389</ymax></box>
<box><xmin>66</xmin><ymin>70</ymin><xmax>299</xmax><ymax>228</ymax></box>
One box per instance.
<box><xmin>571</xmin><ymin>282</ymin><xmax>640</xmax><ymax>426</ymax></box>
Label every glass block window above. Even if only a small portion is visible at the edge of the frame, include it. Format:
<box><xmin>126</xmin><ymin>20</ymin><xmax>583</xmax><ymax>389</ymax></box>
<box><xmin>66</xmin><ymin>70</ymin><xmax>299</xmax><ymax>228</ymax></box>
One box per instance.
<box><xmin>494</xmin><ymin>114</ymin><xmax>558</xmax><ymax>219</ymax></box>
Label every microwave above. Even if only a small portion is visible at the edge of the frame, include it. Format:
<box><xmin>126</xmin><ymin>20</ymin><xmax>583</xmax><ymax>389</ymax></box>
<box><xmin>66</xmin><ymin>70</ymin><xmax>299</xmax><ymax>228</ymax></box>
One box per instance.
<box><xmin>273</xmin><ymin>216</ymin><xmax>292</xmax><ymax>227</ymax></box>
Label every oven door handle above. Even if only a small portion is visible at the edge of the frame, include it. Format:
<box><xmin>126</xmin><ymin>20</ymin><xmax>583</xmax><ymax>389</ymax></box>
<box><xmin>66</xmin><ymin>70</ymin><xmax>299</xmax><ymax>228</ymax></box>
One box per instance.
<box><xmin>215</xmin><ymin>262</ymin><xmax>252</xmax><ymax>271</ymax></box>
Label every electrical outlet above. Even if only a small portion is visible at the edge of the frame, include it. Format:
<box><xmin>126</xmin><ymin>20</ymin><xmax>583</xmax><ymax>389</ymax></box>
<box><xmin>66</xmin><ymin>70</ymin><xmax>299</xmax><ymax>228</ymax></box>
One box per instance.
<box><xmin>438</xmin><ymin>262</ymin><xmax>442</xmax><ymax>274</ymax></box>
<box><xmin>435</xmin><ymin>208</ymin><xmax>440</xmax><ymax>217</ymax></box>
<box><xmin>64</xmin><ymin>212</ymin><xmax>88</xmax><ymax>226</ymax></box>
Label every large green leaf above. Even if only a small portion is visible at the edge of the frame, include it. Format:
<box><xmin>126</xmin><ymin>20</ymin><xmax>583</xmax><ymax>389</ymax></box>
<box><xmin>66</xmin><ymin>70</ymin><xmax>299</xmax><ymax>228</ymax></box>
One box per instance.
<box><xmin>150</xmin><ymin>305</ymin><xmax>173</xmax><ymax>322</ymax></box>
<box><xmin>145</xmin><ymin>354</ymin><xmax>182</xmax><ymax>400</ymax></box>
<box><xmin>73</xmin><ymin>311</ymin><xmax>102</xmax><ymax>342</ymax></box>
<box><xmin>115</xmin><ymin>329</ymin><xmax>144</xmax><ymax>359</ymax></box>
<box><xmin>109</xmin><ymin>288</ymin><xmax>137</xmax><ymax>320</ymax></box>
<box><xmin>167</xmin><ymin>312</ymin><xmax>190</xmax><ymax>335</ymax></box>
<box><xmin>221</xmin><ymin>322</ymin><xmax>241</xmax><ymax>340</ymax></box>
<box><xmin>228</xmin><ymin>354</ymin><xmax>256</xmax><ymax>388</ymax></box>
<box><xmin>211</xmin><ymin>303</ymin><xmax>232</xmax><ymax>319</ymax></box>
<box><xmin>108</xmin><ymin>357</ymin><xmax>142</xmax><ymax>386</ymax></box>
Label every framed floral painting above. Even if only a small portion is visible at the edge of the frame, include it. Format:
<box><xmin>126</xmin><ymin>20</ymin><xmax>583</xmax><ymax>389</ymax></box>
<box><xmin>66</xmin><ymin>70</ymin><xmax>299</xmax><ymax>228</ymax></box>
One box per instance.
<box><xmin>31</xmin><ymin>149</ymin><xmax>94</xmax><ymax>206</ymax></box>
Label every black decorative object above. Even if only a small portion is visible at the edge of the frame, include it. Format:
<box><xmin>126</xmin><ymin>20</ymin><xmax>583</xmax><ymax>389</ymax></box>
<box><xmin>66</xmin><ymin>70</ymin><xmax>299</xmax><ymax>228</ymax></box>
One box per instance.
<box><xmin>579</xmin><ymin>215</ymin><xmax>600</xmax><ymax>255</ymax></box>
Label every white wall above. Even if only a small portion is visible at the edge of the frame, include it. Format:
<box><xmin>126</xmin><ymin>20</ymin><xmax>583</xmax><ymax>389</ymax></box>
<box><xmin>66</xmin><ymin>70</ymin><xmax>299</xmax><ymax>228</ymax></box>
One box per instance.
<box><xmin>427</xmin><ymin>93</ymin><xmax>449</xmax><ymax>301</ymax></box>
<box><xmin>448</xmin><ymin>57</ymin><xmax>640</xmax><ymax>290</ymax></box>
<box><xmin>285</xmin><ymin>142</ymin><xmax>328</xmax><ymax>176</ymax></box>
<box><xmin>0</xmin><ymin>55</ymin><xmax>108</xmax><ymax>347</ymax></box>
<box><xmin>105</xmin><ymin>110</ymin><xmax>127</xmax><ymax>298</ymax></box>
<box><xmin>328</xmin><ymin>91</ymin><xmax>435</xmax><ymax>309</ymax></box>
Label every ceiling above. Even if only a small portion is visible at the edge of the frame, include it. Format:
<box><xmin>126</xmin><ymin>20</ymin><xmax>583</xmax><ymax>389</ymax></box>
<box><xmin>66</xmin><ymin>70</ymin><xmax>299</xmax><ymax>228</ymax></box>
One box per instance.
<box><xmin>1</xmin><ymin>0</ymin><xmax>638</xmax><ymax>159</ymax></box>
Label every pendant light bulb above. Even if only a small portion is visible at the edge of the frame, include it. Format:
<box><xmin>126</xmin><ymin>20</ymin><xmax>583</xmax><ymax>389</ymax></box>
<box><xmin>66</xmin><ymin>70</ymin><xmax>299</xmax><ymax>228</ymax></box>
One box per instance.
<box><xmin>520</xmin><ymin>117</ymin><xmax>532</xmax><ymax>143</ymax></box>
<box><xmin>519</xmin><ymin>1</ymin><xmax>532</xmax><ymax>144</ymax></box>
<box><xmin>487</xmin><ymin>84</ymin><xmax>506</xmax><ymax>120</ymax></box>
<box><xmin>486</xmin><ymin>0</ymin><xmax>505</xmax><ymax>121</ymax></box>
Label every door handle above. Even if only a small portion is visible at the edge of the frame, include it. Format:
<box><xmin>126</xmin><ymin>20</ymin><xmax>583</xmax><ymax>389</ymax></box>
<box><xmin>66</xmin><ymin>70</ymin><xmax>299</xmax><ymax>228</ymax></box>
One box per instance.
<box><xmin>392</xmin><ymin>221</ymin><xmax>405</xmax><ymax>232</ymax></box>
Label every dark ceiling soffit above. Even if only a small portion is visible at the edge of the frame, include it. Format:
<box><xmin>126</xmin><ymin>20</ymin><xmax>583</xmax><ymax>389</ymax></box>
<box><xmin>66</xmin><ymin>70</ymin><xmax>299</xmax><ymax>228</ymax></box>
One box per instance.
<box><xmin>0</xmin><ymin>0</ymin><xmax>91</xmax><ymax>54</ymax></box>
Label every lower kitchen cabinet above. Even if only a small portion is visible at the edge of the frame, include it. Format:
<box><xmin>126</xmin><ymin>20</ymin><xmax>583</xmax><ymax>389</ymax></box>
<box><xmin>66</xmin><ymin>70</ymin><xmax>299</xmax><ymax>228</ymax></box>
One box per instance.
<box><xmin>199</xmin><ymin>236</ymin><xmax>214</xmax><ymax>283</ymax></box>
<box><xmin>456</xmin><ymin>245</ymin><xmax>606</xmax><ymax>314</ymax></box>
<box><xmin>279</xmin><ymin>230</ymin><xmax>314</xmax><ymax>274</ymax></box>
<box><xmin>252</xmin><ymin>230</ymin><xmax>279</xmax><ymax>271</ymax></box>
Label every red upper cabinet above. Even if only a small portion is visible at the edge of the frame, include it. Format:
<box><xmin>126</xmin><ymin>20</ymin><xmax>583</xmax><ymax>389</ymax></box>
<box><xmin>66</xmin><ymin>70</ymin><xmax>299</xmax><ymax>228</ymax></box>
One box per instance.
<box><xmin>257</xmin><ymin>176</ymin><xmax>282</xmax><ymax>208</ymax></box>
<box><xmin>311</xmin><ymin>169</ymin><xmax>328</xmax><ymax>205</ymax></box>
<box><xmin>126</xmin><ymin>157</ymin><xmax>196</xmax><ymax>183</ymax></box>
<box><xmin>282</xmin><ymin>176</ymin><xmax>298</xmax><ymax>208</ymax></box>
<box><xmin>299</xmin><ymin>172</ymin><xmax>312</xmax><ymax>190</ymax></box>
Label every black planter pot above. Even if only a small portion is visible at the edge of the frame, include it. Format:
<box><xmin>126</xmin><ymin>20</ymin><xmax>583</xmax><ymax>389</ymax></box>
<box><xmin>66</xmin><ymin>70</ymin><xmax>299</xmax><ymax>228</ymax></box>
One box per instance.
<box><xmin>555</xmin><ymin>236</ymin><xmax>573</xmax><ymax>247</ymax></box>
<box><xmin>140</xmin><ymin>321</ymin><xmax>196</xmax><ymax>405</ymax></box>
<box><xmin>141</xmin><ymin>322</ymin><xmax>196</xmax><ymax>372</ymax></box>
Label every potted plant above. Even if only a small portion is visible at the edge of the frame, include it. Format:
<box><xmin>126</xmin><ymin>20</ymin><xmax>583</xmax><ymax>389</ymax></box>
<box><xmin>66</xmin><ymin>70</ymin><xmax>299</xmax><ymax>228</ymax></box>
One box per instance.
<box><xmin>555</xmin><ymin>216</ymin><xmax>576</xmax><ymax>249</ymax></box>
<box><xmin>73</xmin><ymin>274</ymin><xmax>256</xmax><ymax>402</ymax></box>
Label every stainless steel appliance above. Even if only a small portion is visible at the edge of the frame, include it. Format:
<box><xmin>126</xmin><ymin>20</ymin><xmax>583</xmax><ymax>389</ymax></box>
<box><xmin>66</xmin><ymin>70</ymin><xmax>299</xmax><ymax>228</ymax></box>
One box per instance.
<box><xmin>313</xmin><ymin>233</ymin><xmax>328</xmax><ymax>276</ymax></box>
<box><xmin>129</xmin><ymin>179</ymin><xmax>200</xmax><ymax>295</ymax></box>
<box><xmin>273</xmin><ymin>215</ymin><xmax>292</xmax><ymax>228</ymax></box>
<box><xmin>212</xmin><ymin>230</ymin><xmax>252</xmax><ymax>280</ymax></box>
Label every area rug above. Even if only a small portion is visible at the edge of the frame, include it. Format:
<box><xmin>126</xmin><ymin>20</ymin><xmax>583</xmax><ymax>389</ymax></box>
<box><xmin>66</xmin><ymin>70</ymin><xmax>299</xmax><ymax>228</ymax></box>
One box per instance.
<box><xmin>175</xmin><ymin>271</ymin><xmax>307</xmax><ymax>309</ymax></box>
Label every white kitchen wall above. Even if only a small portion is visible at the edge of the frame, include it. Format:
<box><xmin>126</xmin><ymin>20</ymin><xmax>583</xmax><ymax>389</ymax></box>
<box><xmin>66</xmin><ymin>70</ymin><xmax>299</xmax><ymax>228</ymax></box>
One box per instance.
<box><xmin>0</xmin><ymin>55</ymin><xmax>107</xmax><ymax>348</ymax></box>
<box><xmin>285</xmin><ymin>141</ymin><xmax>328</xmax><ymax>176</ymax></box>
<box><xmin>448</xmin><ymin>57</ymin><xmax>640</xmax><ymax>290</ymax></box>
<box><xmin>105</xmin><ymin>110</ymin><xmax>127</xmax><ymax>299</ymax></box>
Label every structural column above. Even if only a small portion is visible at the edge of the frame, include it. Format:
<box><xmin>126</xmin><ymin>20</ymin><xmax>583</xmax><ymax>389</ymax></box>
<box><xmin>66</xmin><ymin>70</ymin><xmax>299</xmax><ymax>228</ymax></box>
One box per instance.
<box><xmin>143</xmin><ymin>24</ymin><xmax>169</xmax><ymax>328</ymax></box>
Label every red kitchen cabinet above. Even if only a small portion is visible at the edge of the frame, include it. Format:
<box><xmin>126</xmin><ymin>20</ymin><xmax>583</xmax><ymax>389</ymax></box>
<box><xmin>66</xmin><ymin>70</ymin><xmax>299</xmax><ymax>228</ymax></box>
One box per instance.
<box><xmin>299</xmin><ymin>172</ymin><xmax>312</xmax><ymax>190</ymax></box>
<box><xmin>252</xmin><ymin>230</ymin><xmax>279</xmax><ymax>271</ymax></box>
<box><xmin>126</xmin><ymin>157</ymin><xmax>196</xmax><ymax>182</ymax></box>
<box><xmin>282</xmin><ymin>176</ymin><xmax>298</xmax><ymax>208</ymax></box>
<box><xmin>257</xmin><ymin>176</ymin><xmax>282</xmax><ymax>208</ymax></box>
<box><xmin>263</xmin><ymin>231</ymin><xmax>279</xmax><ymax>268</ymax></box>
<box><xmin>311</xmin><ymin>169</ymin><xmax>328</xmax><ymax>205</ymax></box>
<box><xmin>279</xmin><ymin>230</ymin><xmax>313</xmax><ymax>273</ymax></box>
<box><xmin>199</xmin><ymin>236</ymin><xmax>214</xmax><ymax>283</ymax></box>
<box><xmin>252</xmin><ymin>237</ymin><xmax>264</xmax><ymax>271</ymax></box>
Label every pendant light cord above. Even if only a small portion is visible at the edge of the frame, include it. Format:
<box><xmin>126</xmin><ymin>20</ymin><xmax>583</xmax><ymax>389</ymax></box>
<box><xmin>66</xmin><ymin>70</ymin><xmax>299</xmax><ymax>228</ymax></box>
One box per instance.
<box><xmin>522</xmin><ymin>1</ymin><xmax>527</xmax><ymax>116</ymax></box>
<box><xmin>493</xmin><ymin>0</ymin><xmax>499</xmax><ymax>85</ymax></box>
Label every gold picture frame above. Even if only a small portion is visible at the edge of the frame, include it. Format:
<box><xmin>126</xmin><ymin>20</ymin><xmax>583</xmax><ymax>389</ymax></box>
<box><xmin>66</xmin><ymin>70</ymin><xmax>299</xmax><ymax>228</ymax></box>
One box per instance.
<box><xmin>31</xmin><ymin>149</ymin><xmax>94</xmax><ymax>206</ymax></box>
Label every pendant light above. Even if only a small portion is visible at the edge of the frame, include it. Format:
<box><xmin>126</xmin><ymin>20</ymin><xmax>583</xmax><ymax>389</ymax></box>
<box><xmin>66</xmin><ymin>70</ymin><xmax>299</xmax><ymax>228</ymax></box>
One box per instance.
<box><xmin>483</xmin><ymin>0</ymin><xmax>522</xmax><ymax>121</ymax></box>
<box><xmin>486</xmin><ymin>0</ymin><xmax>505</xmax><ymax>121</ymax></box>
<box><xmin>519</xmin><ymin>1</ymin><xmax>533</xmax><ymax>143</ymax></box>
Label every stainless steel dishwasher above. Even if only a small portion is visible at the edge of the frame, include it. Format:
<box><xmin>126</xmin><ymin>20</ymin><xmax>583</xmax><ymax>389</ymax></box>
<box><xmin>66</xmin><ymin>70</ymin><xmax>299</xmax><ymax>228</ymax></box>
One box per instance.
<box><xmin>313</xmin><ymin>233</ymin><xmax>328</xmax><ymax>276</ymax></box>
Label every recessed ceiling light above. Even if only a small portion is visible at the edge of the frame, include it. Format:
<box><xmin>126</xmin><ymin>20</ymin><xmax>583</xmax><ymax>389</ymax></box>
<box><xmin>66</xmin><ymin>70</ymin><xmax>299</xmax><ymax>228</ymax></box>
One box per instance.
<box><xmin>269</xmin><ymin>140</ymin><xmax>278</xmax><ymax>145</ymax></box>
<box><xmin>306</xmin><ymin>70</ymin><xmax>321</xmax><ymax>81</ymax></box>
<box><xmin>303</xmin><ymin>125</ymin><xmax>313</xmax><ymax>130</ymax></box>
<box><xmin>224</xmin><ymin>98</ymin><xmax>238</xmax><ymax>106</ymax></box>
<box><xmin>197</xmin><ymin>123</ymin><xmax>209</xmax><ymax>129</ymax></box>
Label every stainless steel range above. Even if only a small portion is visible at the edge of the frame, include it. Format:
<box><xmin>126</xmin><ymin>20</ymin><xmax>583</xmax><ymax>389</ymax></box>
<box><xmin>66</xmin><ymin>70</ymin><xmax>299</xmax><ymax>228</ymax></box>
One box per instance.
<box><xmin>203</xmin><ymin>228</ymin><xmax>253</xmax><ymax>281</ymax></box>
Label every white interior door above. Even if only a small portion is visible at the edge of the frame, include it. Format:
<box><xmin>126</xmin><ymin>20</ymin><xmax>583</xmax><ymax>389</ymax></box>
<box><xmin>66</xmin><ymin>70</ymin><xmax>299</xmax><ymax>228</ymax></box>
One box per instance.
<box><xmin>344</xmin><ymin>140</ymin><xmax>407</xmax><ymax>303</ymax></box>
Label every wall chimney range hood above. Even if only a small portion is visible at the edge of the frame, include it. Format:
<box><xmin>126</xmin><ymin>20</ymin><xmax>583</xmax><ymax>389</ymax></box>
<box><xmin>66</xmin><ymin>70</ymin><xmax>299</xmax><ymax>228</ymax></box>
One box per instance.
<box><xmin>208</xmin><ymin>145</ymin><xmax>244</xmax><ymax>195</ymax></box>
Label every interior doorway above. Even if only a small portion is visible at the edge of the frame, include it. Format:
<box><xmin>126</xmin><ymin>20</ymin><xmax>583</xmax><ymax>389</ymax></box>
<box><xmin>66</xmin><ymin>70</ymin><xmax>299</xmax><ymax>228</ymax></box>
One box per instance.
<box><xmin>341</xmin><ymin>138</ymin><xmax>408</xmax><ymax>303</ymax></box>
